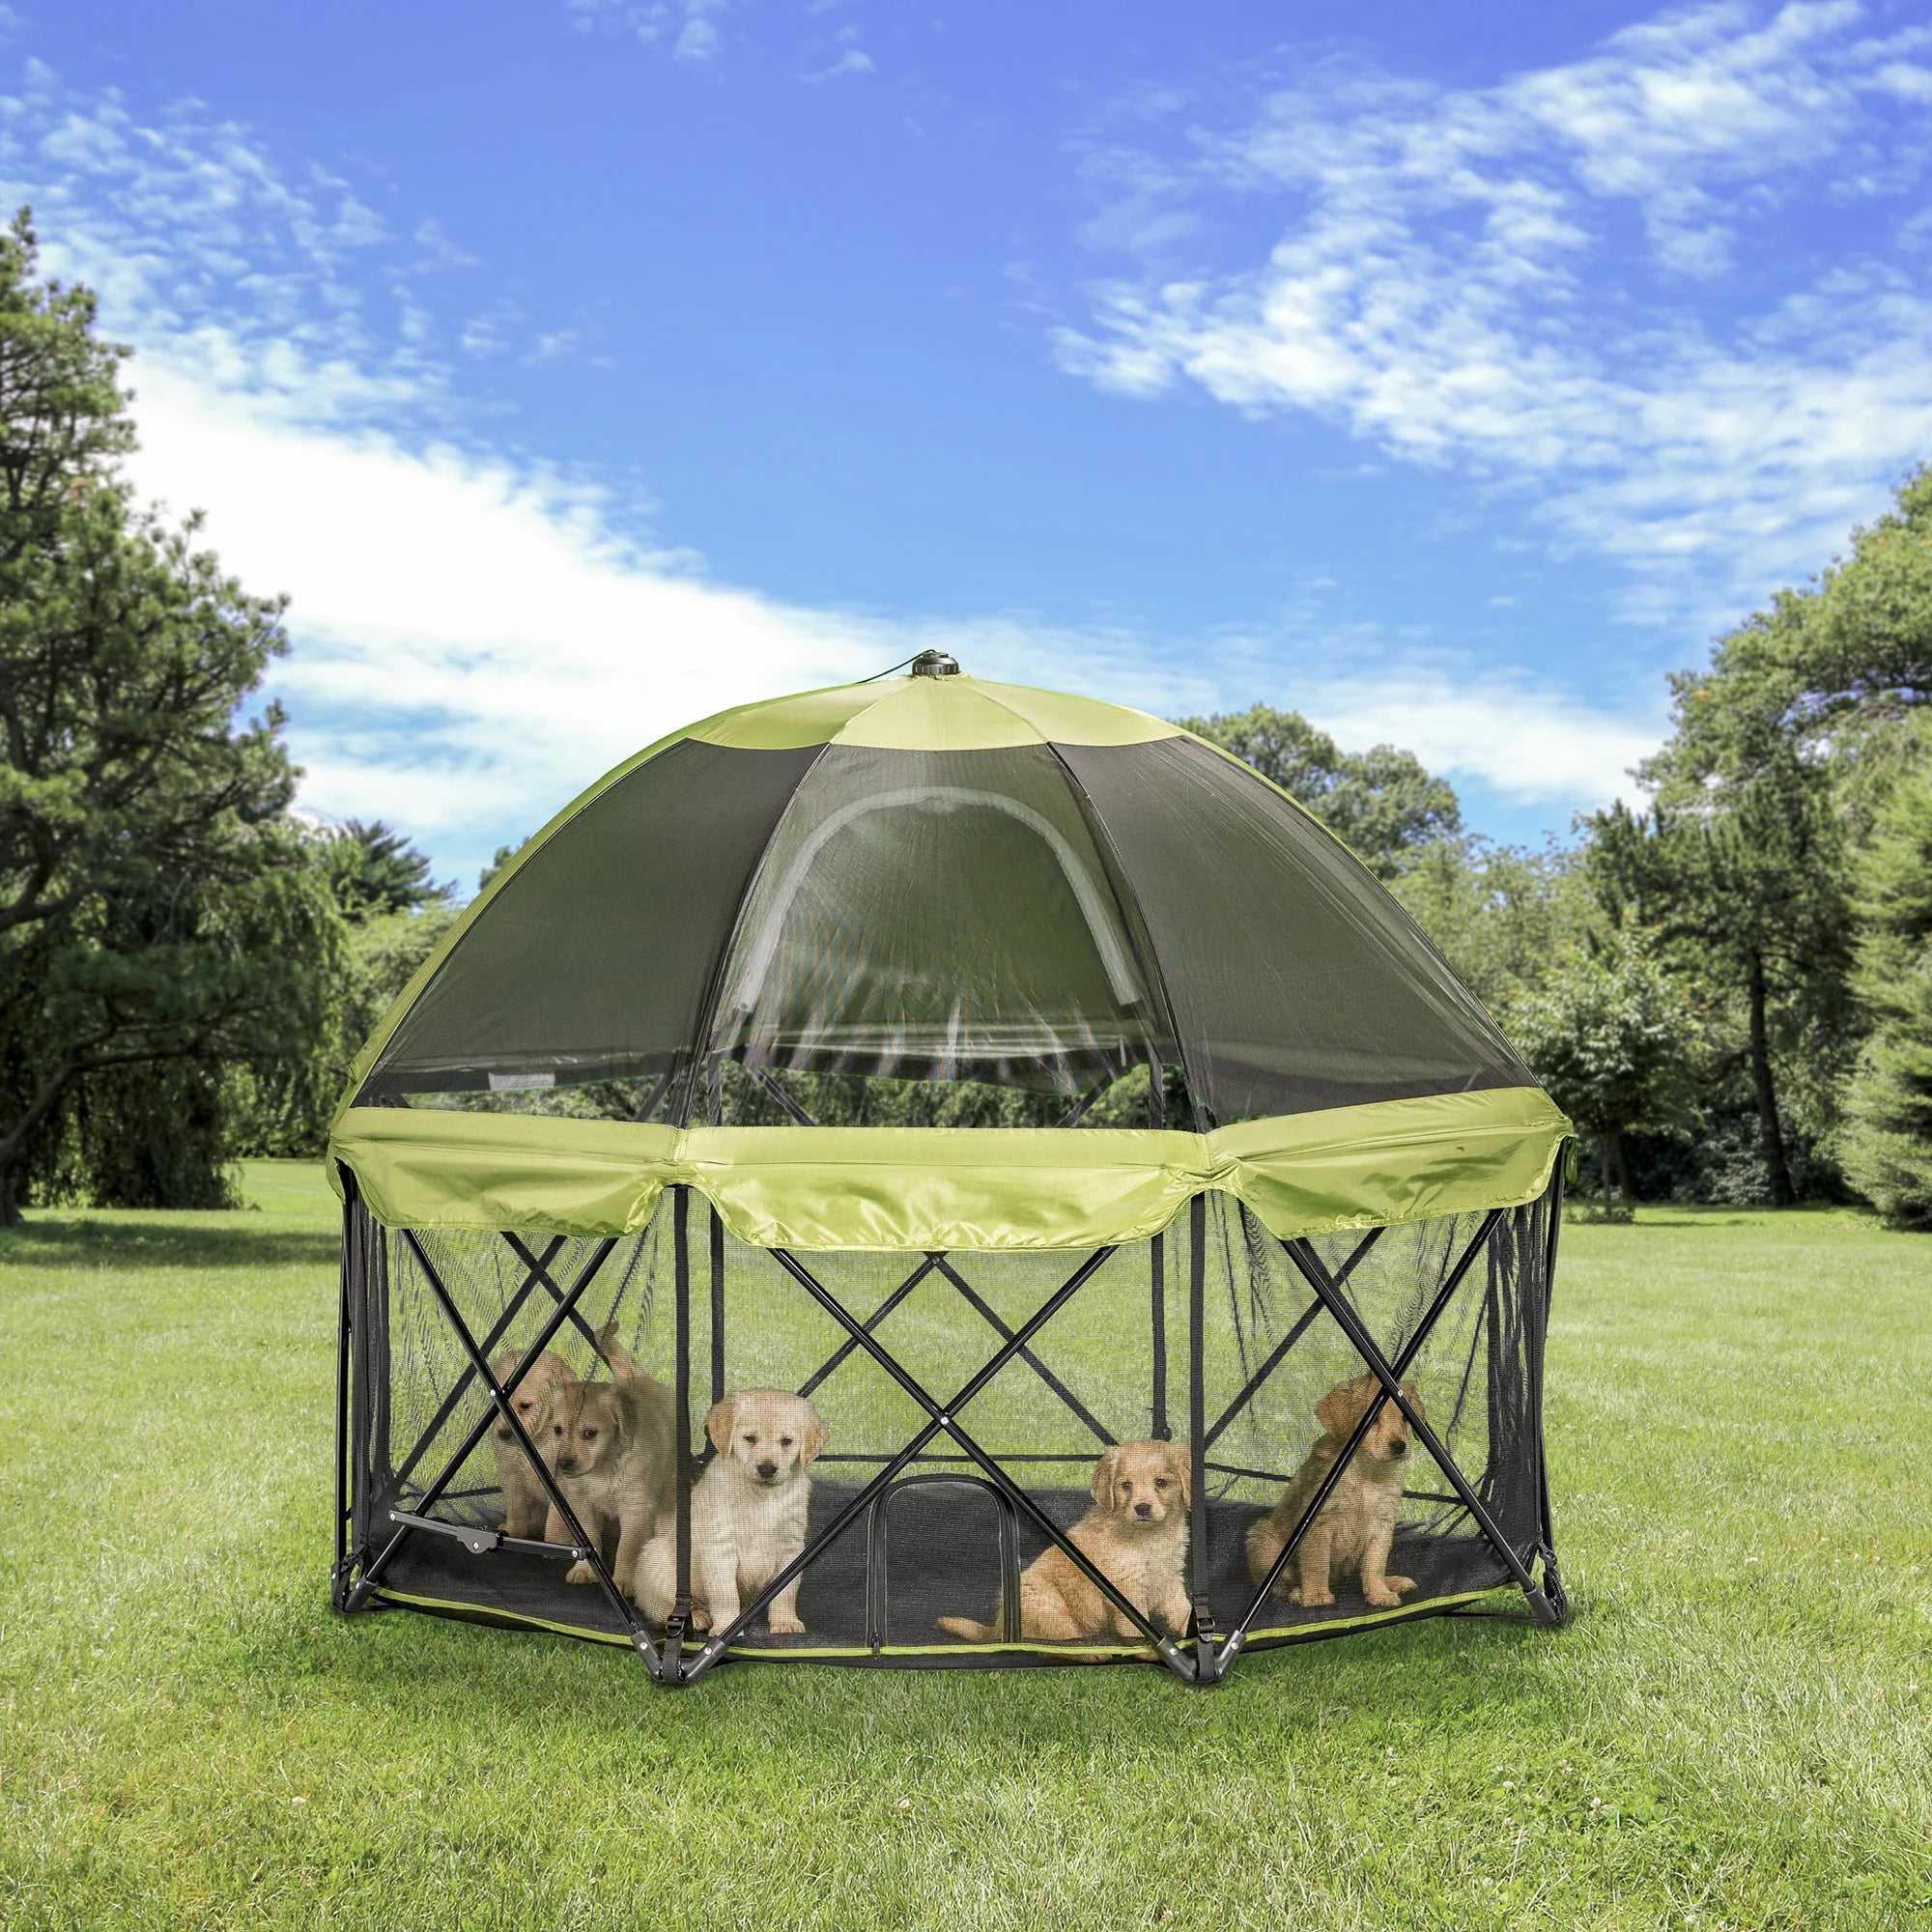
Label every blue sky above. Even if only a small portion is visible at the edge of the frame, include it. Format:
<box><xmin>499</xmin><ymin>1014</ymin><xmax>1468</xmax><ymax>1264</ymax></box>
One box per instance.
<box><xmin>6</xmin><ymin>1</ymin><xmax>1932</xmax><ymax>887</ymax></box>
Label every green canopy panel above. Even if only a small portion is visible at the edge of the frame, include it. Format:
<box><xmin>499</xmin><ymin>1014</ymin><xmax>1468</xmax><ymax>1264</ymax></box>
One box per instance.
<box><xmin>328</xmin><ymin>665</ymin><xmax>1569</xmax><ymax>1249</ymax></box>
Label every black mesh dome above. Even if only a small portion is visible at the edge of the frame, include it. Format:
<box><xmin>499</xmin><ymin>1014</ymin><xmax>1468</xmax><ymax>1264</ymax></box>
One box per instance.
<box><xmin>356</xmin><ymin>702</ymin><xmax>1528</xmax><ymax>1129</ymax></box>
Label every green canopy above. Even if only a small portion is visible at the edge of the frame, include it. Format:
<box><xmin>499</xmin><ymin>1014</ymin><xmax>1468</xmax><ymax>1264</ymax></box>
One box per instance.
<box><xmin>328</xmin><ymin>661</ymin><xmax>1568</xmax><ymax>1248</ymax></box>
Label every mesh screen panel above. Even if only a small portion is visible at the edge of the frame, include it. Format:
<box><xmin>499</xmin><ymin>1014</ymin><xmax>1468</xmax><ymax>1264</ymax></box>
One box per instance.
<box><xmin>343</xmin><ymin>1181</ymin><xmax>1555</xmax><ymax>1670</ymax></box>
<box><xmin>706</xmin><ymin>745</ymin><xmax>1176</xmax><ymax>1097</ymax></box>
<box><xmin>1059</xmin><ymin>736</ymin><xmax>1530</xmax><ymax>1122</ymax></box>
<box><xmin>359</xmin><ymin>741</ymin><xmax>815</xmax><ymax>1104</ymax></box>
<box><xmin>354</xmin><ymin>730</ymin><xmax>1528</xmax><ymax>1127</ymax></box>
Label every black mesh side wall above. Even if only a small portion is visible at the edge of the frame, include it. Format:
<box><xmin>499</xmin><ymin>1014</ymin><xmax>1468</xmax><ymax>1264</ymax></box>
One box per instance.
<box><xmin>358</xmin><ymin>741</ymin><xmax>817</xmax><ymax>1103</ymax></box>
<box><xmin>343</xmin><ymin>1183</ymin><xmax>1557</xmax><ymax>1666</ymax></box>
<box><xmin>1059</xmin><ymin>737</ymin><xmax>1531</xmax><ymax>1123</ymax></box>
<box><xmin>1192</xmin><ymin>1194</ymin><xmax>1548</xmax><ymax>1634</ymax></box>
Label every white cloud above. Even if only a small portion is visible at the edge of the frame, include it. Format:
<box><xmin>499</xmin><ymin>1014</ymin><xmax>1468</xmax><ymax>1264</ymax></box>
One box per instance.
<box><xmin>1293</xmin><ymin>674</ymin><xmax>1663</xmax><ymax>812</ymax></box>
<box><xmin>1058</xmin><ymin>1</ymin><xmax>1932</xmax><ymax>614</ymax></box>
<box><xmin>2</xmin><ymin>56</ymin><xmax>1661</xmax><ymax>876</ymax></box>
<box><xmin>807</xmin><ymin>47</ymin><xmax>875</xmax><ymax>83</ymax></box>
<box><xmin>564</xmin><ymin>0</ymin><xmax>731</xmax><ymax>60</ymax></box>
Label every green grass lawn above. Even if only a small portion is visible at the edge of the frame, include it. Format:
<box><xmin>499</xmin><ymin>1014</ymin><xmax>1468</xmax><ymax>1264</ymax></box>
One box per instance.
<box><xmin>1</xmin><ymin>1166</ymin><xmax>1927</xmax><ymax>1931</ymax></box>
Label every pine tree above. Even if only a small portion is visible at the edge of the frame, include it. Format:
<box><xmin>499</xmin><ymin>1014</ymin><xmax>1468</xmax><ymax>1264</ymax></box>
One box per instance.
<box><xmin>1840</xmin><ymin>733</ymin><xmax>1932</xmax><ymax>1224</ymax></box>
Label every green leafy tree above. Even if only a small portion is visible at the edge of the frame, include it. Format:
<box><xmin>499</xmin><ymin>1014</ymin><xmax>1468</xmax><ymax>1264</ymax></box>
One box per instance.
<box><xmin>321</xmin><ymin>819</ymin><xmax>450</xmax><ymax>921</ymax></box>
<box><xmin>1840</xmin><ymin>728</ymin><xmax>1932</xmax><ymax>1223</ymax></box>
<box><xmin>1508</xmin><ymin>919</ymin><xmax>1702</xmax><ymax>1215</ymax></box>
<box><xmin>1606</xmin><ymin>469</ymin><xmax>1932</xmax><ymax>1207</ymax></box>
<box><xmin>1392</xmin><ymin>837</ymin><xmax>1592</xmax><ymax>1017</ymax></box>
<box><xmin>1586</xmin><ymin>753</ymin><xmax>1850</xmax><ymax>1208</ymax></box>
<box><xmin>476</xmin><ymin>840</ymin><xmax>526</xmax><ymax>895</ymax></box>
<box><xmin>0</xmin><ymin>210</ymin><xmax>346</xmax><ymax>1223</ymax></box>
<box><xmin>1179</xmin><ymin>704</ymin><xmax>1462</xmax><ymax>877</ymax></box>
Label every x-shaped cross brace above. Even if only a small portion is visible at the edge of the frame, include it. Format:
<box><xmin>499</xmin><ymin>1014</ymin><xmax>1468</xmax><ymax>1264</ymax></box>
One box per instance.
<box><xmin>790</xmin><ymin>1252</ymin><xmax>1116</xmax><ymax>1458</ymax></box>
<box><xmin>344</xmin><ymin>1231</ymin><xmax>678</xmax><ymax>1677</ymax></box>
<box><xmin>1202</xmin><ymin>1207</ymin><xmax>1558</xmax><ymax>1681</ymax></box>
<box><xmin>675</xmin><ymin>1242</ymin><xmax>1197</xmax><ymax>1685</ymax></box>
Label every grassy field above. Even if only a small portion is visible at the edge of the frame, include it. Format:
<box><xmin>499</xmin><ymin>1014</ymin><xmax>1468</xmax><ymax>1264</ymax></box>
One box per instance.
<box><xmin>1</xmin><ymin>1164</ymin><xmax>1927</xmax><ymax>1931</ymax></box>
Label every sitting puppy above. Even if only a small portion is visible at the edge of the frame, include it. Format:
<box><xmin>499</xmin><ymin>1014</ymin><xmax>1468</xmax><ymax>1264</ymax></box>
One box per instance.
<box><xmin>1245</xmin><ymin>1374</ymin><xmax>1424</xmax><ymax>1609</ymax></box>
<box><xmin>634</xmin><ymin>1389</ymin><xmax>826</xmax><ymax>1635</ymax></box>
<box><xmin>537</xmin><ymin>1336</ymin><xmax>678</xmax><ymax>1592</ymax></box>
<box><xmin>488</xmin><ymin>1348</ymin><xmax>574</xmax><ymax>1539</ymax></box>
<box><xmin>938</xmin><ymin>1439</ymin><xmax>1192</xmax><ymax>1645</ymax></box>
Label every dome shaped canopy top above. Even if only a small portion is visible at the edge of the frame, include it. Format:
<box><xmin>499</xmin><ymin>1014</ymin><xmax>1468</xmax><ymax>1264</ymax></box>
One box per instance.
<box><xmin>330</xmin><ymin>671</ymin><xmax>1567</xmax><ymax>1249</ymax></box>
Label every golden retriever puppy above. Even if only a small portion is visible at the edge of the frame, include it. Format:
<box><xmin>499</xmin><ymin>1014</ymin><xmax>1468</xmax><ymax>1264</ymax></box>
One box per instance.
<box><xmin>537</xmin><ymin>1351</ymin><xmax>678</xmax><ymax>1593</ymax></box>
<box><xmin>1245</xmin><ymin>1374</ymin><xmax>1424</xmax><ymax>1609</ymax></box>
<box><xmin>488</xmin><ymin>1348</ymin><xmax>574</xmax><ymax>1539</ymax></box>
<box><xmin>634</xmin><ymin>1389</ymin><xmax>826</xmax><ymax>1635</ymax></box>
<box><xmin>938</xmin><ymin>1439</ymin><xmax>1192</xmax><ymax>1645</ymax></box>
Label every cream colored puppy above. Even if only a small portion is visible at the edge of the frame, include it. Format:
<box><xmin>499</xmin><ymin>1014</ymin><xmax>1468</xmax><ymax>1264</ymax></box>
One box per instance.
<box><xmin>537</xmin><ymin>1349</ymin><xmax>678</xmax><ymax>1593</ymax></box>
<box><xmin>635</xmin><ymin>1389</ymin><xmax>826</xmax><ymax>1635</ymax></box>
<box><xmin>938</xmin><ymin>1439</ymin><xmax>1192</xmax><ymax>1644</ymax></box>
<box><xmin>488</xmin><ymin>1349</ymin><xmax>574</xmax><ymax>1539</ymax></box>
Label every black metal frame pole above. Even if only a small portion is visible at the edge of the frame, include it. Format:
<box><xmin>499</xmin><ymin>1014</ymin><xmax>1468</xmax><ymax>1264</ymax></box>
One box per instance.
<box><xmin>1187</xmin><ymin>1194</ymin><xmax>1212</xmax><ymax>1677</ymax></box>
<box><xmin>667</xmin><ymin>1186</ymin><xmax>696</xmax><ymax>1677</ymax></box>
<box><xmin>500</xmin><ymin>1233</ymin><xmax>613</xmax><ymax>1354</ymax></box>
<box><xmin>384</xmin><ymin>1231</ymin><xmax>663</xmax><ymax>1669</ymax></box>
<box><xmin>1202</xmin><ymin>1228</ymin><xmax>1383</xmax><ymax>1454</ymax></box>
<box><xmin>1213</xmin><ymin>1209</ymin><xmax>1511</xmax><ymax>1678</ymax></box>
<box><xmin>797</xmin><ymin>1247</ymin><xmax>1117</xmax><ymax>1452</ymax></box>
<box><xmin>331</xmin><ymin>1179</ymin><xmax>358</xmax><ymax>1608</ymax></box>
<box><xmin>929</xmin><ymin>1257</ymin><xmax>1114</xmax><ymax>1446</ymax></box>
<box><xmin>684</xmin><ymin>1245</ymin><xmax>1195</xmax><ymax>1683</ymax></box>
<box><xmin>1531</xmin><ymin>1167</ymin><xmax>1568</xmax><ymax>1617</ymax></box>
<box><xmin>708</xmin><ymin>1199</ymin><xmax>726</xmax><ymax>1411</ymax></box>
<box><xmin>795</xmin><ymin>1255</ymin><xmax>943</xmax><ymax>1400</ymax></box>
<box><xmin>1150</xmin><ymin>1231</ymin><xmax>1167</xmax><ymax>1440</ymax></box>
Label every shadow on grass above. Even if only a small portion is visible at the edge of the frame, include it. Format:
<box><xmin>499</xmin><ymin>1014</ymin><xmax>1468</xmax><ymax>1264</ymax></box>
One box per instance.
<box><xmin>298</xmin><ymin>1589</ymin><xmax>1571</xmax><ymax>1744</ymax></box>
<box><xmin>0</xmin><ymin>1216</ymin><xmax>338</xmax><ymax>1271</ymax></box>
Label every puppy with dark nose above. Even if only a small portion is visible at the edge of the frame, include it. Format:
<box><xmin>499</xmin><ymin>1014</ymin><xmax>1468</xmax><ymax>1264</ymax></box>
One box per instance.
<box><xmin>1246</xmin><ymin>1374</ymin><xmax>1425</xmax><ymax>1610</ymax></box>
<box><xmin>537</xmin><ymin>1363</ymin><xmax>677</xmax><ymax>1594</ymax></box>
<box><xmin>939</xmin><ymin>1438</ymin><xmax>1193</xmax><ymax>1646</ymax></box>
<box><xmin>634</xmin><ymin>1388</ymin><xmax>827</xmax><ymax>1636</ymax></box>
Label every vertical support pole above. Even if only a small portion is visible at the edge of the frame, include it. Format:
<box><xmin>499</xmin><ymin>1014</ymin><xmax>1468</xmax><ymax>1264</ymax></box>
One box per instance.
<box><xmin>1533</xmin><ymin>1167</ymin><xmax>1568</xmax><ymax>1618</ymax></box>
<box><xmin>672</xmin><ymin>1185</ymin><xmax>695</xmax><ymax>1675</ymax></box>
<box><xmin>1188</xmin><ymin>1191</ymin><xmax>1214</xmax><ymax>1678</ymax></box>
<box><xmin>709</xmin><ymin>1199</ymin><xmax>726</xmax><ymax>1412</ymax></box>
<box><xmin>1151</xmin><ymin>1232</ymin><xmax>1168</xmax><ymax>1441</ymax></box>
<box><xmin>331</xmin><ymin>1172</ymin><xmax>357</xmax><ymax>1609</ymax></box>
<box><xmin>1149</xmin><ymin>1047</ymin><xmax>1168</xmax><ymax>1443</ymax></box>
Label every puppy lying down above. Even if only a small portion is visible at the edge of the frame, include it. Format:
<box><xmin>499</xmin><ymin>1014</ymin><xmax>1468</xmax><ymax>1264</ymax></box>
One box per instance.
<box><xmin>1246</xmin><ymin>1373</ymin><xmax>1425</xmax><ymax>1609</ymax></box>
<box><xmin>634</xmin><ymin>1388</ymin><xmax>826</xmax><ymax>1635</ymax></box>
<box><xmin>939</xmin><ymin>1439</ymin><xmax>1192</xmax><ymax>1645</ymax></box>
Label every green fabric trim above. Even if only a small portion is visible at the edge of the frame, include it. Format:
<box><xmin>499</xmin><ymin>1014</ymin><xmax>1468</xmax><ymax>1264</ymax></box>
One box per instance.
<box><xmin>370</xmin><ymin>1583</ymin><xmax>1511</xmax><ymax>1660</ymax></box>
<box><xmin>686</xmin><ymin>673</ymin><xmax>1180</xmax><ymax>751</ymax></box>
<box><xmin>328</xmin><ymin>1086</ymin><xmax>1571</xmax><ymax>1249</ymax></box>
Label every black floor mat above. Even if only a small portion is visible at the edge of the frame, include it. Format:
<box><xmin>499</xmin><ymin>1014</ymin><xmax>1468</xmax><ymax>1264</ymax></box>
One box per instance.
<box><xmin>372</xmin><ymin>1477</ymin><xmax>1517</xmax><ymax>1665</ymax></box>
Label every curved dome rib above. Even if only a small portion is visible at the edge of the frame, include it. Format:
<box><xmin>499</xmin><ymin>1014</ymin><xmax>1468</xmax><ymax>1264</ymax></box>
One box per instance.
<box><xmin>722</xmin><ymin>783</ymin><xmax>1145</xmax><ymax>1020</ymax></box>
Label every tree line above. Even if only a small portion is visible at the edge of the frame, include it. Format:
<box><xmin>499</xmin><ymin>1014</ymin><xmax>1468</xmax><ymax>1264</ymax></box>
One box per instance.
<box><xmin>4</xmin><ymin>210</ymin><xmax>1930</xmax><ymax>1226</ymax></box>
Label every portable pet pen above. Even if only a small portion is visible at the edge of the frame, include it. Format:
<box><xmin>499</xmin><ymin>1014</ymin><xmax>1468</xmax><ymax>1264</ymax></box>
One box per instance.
<box><xmin>327</xmin><ymin>655</ymin><xmax>1573</xmax><ymax>1685</ymax></box>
